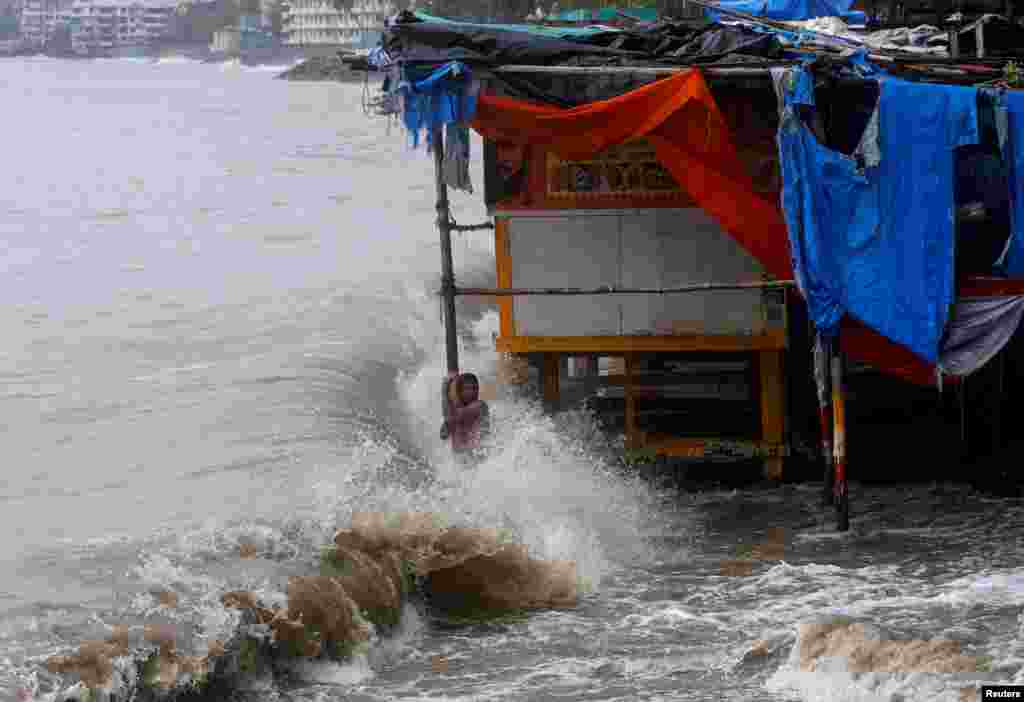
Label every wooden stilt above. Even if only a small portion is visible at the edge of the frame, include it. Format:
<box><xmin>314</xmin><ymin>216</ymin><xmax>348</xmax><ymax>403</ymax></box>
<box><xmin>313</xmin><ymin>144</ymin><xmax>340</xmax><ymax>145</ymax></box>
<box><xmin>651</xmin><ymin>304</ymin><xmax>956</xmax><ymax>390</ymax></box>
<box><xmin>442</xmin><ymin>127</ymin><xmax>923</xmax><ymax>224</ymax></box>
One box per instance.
<box><xmin>993</xmin><ymin>349</ymin><xmax>1005</xmax><ymax>455</ymax></box>
<box><xmin>831</xmin><ymin>341</ymin><xmax>849</xmax><ymax>532</ymax></box>
<box><xmin>542</xmin><ymin>352</ymin><xmax>560</xmax><ymax>413</ymax></box>
<box><xmin>759</xmin><ymin>349</ymin><xmax>786</xmax><ymax>481</ymax></box>
<box><xmin>813</xmin><ymin>332</ymin><xmax>834</xmax><ymax>506</ymax></box>
<box><xmin>625</xmin><ymin>353</ymin><xmax>638</xmax><ymax>450</ymax></box>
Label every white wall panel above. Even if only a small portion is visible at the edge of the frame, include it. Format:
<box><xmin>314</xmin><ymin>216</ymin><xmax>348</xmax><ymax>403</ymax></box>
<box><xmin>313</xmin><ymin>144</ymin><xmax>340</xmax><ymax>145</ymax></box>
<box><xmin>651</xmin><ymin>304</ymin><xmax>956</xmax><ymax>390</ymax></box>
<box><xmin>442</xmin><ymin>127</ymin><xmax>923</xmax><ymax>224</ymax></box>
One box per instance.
<box><xmin>619</xmin><ymin>212</ymin><xmax>663</xmax><ymax>335</ymax></box>
<box><xmin>509</xmin><ymin>216</ymin><xmax>620</xmax><ymax>336</ymax></box>
<box><xmin>507</xmin><ymin>210</ymin><xmax>767</xmax><ymax>337</ymax></box>
<box><xmin>653</xmin><ymin>209</ymin><xmax>765</xmax><ymax>335</ymax></box>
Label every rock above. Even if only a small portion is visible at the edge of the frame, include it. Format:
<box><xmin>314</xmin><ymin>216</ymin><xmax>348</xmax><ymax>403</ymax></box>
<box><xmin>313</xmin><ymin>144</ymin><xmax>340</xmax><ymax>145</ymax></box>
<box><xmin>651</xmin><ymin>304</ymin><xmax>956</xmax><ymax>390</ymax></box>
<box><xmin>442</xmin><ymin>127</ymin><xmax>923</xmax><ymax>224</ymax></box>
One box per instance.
<box><xmin>43</xmin><ymin>513</ymin><xmax>584</xmax><ymax>701</ymax></box>
<box><xmin>719</xmin><ymin>559</ymin><xmax>754</xmax><ymax>577</ymax></box>
<box><xmin>797</xmin><ymin>618</ymin><xmax>983</xmax><ymax>674</ymax></box>
<box><xmin>283</xmin><ymin>575</ymin><xmax>371</xmax><ymax>655</ymax></box>
<box><xmin>276</xmin><ymin>54</ymin><xmax>380</xmax><ymax>83</ymax></box>
<box><xmin>749</xmin><ymin>640</ymin><xmax>771</xmax><ymax>657</ymax></box>
<box><xmin>325</xmin><ymin>547</ymin><xmax>405</xmax><ymax>631</ymax></box>
<box><xmin>425</xmin><ymin>544</ymin><xmax>578</xmax><ymax>611</ymax></box>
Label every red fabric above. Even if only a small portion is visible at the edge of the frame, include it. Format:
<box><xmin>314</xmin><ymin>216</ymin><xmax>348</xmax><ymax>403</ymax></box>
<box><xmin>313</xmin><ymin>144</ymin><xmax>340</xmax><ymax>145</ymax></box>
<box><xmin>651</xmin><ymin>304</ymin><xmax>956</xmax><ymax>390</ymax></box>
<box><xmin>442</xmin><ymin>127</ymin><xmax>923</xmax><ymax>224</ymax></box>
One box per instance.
<box><xmin>840</xmin><ymin>316</ymin><xmax>938</xmax><ymax>387</ymax></box>
<box><xmin>471</xmin><ymin>70</ymin><xmax>793</xmax><ymax>280</ymax></box>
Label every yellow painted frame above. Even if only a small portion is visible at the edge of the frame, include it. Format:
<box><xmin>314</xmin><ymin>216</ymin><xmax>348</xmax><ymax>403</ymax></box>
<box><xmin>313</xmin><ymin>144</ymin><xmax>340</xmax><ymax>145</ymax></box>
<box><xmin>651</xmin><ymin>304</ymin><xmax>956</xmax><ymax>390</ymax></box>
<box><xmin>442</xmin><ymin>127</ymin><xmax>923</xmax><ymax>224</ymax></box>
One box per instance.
<box><xmin>491</xmin><ymin>217</ymin><xmax>789</xmax><ymax>478</ymax></box>
<box><xmin>494</xmin><ymin>332</ymin><xmax>786</xmax><ymax>354</ymax></box>
<box><xmin>494</xmin><ymin>217</ymin><xmax>515</xmax><ymax>338</ymax></box>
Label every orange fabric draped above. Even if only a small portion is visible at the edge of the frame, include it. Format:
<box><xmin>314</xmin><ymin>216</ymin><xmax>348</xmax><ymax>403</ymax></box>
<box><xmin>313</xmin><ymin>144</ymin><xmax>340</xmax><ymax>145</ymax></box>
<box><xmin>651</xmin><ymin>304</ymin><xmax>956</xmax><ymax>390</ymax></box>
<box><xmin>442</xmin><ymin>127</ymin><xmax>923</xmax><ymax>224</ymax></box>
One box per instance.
<box><xmin>470</xmin><ymin>69</ymin><xmax>794</xmax><ymax>280</ymax></box>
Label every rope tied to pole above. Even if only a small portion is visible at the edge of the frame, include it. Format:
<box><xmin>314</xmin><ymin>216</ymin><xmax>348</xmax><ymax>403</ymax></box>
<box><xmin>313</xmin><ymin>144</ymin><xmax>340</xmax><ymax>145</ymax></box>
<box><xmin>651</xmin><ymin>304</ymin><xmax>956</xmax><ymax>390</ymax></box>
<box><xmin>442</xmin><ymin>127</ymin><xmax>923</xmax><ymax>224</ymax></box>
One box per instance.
<box><xmin>448</xmin><ymin>280</ymin><xmax>796</xmax><ymax>297</ymax></box>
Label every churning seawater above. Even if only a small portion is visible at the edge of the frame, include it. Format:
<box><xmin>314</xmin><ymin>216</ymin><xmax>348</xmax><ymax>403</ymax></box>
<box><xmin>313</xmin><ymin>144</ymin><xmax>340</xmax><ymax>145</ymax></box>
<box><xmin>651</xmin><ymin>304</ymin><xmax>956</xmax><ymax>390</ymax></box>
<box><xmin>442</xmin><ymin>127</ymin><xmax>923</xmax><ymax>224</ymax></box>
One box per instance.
<box><xmin>2</xmin><ymin>57</ymin><xmax>1024</xmax><ymax>702</ymax></box>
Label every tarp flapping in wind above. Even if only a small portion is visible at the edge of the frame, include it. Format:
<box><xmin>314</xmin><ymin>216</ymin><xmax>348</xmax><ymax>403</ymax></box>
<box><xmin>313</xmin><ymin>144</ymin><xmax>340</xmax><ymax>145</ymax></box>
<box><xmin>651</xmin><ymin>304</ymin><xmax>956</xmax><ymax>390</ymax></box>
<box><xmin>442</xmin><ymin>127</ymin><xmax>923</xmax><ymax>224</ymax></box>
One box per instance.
<box><xmin>776</xmin><ymin>65</ymin><xmax>979</xmax><ymax>363</ymax></box>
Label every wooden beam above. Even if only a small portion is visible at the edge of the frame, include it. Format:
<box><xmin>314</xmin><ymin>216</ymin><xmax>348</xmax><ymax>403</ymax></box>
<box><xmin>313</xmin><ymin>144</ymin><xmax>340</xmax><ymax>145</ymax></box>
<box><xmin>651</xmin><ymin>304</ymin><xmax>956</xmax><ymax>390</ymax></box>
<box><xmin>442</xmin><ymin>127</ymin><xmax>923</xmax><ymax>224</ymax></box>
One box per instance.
<box><xmin>495</xmin><ymin>331</ymin><xmax>787</xmax><ymax>354</ymax></box>
<box><xmin>493</xmin><ymin>64</ymin><xmax>779</xmax><ymax>77</ymax></box>
<box><xmin>457</xmin><ymin>281</ymin><xmax>796</xmax><ymax>296</ymax></box>
<box><xmin>494</xmin><ymin>217</ymin><xmax>515</xmax><ymax>338</ymax></box>
<box><xmin>759</xmin><ymin>350</ymin><xmax>786</xmax><ymax>481</ymax></box>
<box><xmin>642</xmin><ymin>436</ymin><xmax>787</xmax><ymax>458</ymax></box>
<box><xmin>960</xmin><ymin>277</ymin><xmax>1024</xmax><ymax>297</ymax></box>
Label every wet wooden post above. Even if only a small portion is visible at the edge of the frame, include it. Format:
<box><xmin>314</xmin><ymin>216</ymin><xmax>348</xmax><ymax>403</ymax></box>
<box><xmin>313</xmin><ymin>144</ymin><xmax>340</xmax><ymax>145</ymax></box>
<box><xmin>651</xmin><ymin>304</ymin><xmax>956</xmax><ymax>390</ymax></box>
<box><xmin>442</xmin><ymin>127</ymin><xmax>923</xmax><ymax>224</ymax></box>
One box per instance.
<box><xmin>759</xmin><ymin>349</ymin><xmax>786</xmax><ymax>480</ymax></box>
<box><xmin>830</xmin><ymin>338</ymin><xmax>850</xmax><ymax>531</ymax></box>
<box><xmin>433</xmin><ymin>125</ymin><xmax>459</xmax><ymax>377</ymax></box>
<box><xmin>993</xmin><ymin>348</ymin><xmax>1005</xmax><ymax>455</ymax></box>
<box><xmin>625</xmin><ymin>353</ymin><xmax>638</xmax><ymax>450</ymax></box>
<box><xmin>813</xmin><ymin>331</ymin><xmax>834</xmax><ymax>506</ymax></box>
<box><xmin>542</xmin><ymin>352</ymin><xmax>560</xmax><ymax>413</ymax></box>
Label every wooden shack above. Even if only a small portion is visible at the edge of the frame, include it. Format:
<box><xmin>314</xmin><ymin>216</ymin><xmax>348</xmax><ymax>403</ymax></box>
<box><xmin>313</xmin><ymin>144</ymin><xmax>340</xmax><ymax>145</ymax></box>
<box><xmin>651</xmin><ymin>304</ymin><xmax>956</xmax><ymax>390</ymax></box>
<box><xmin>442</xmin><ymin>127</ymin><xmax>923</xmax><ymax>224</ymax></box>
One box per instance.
<box><xmin>478</xmin><ymin>71</ymin><xmax>793</xmax><ymax>479</ymax></box>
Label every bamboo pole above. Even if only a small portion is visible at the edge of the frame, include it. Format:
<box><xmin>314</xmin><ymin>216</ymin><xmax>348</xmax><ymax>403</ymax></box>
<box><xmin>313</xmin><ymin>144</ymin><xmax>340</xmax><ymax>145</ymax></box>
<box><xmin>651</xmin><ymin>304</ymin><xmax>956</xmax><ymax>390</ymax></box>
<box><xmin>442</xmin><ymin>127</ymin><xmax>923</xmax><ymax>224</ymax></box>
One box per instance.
<box><xmin>433</xmin><ymin>125</ymin><xmax>459</xmax><ymax>377</ymax></box>
<box><xmin>625</xmin><ymin>353</ymin><xmax>638</xmax><ymax>450</ymax></box>
<box><xmin>813</xmin><ymin>331</ymin><xmax>834</xmax><ymax>507</ymax></box>
<box><xmin>453</xmin><ymin>281</ymin><xmax>796</xmax><ymax>296</ymax></box>
<box><xmin>830</xmin><ymin>340</ymin><xmax>849</xmax><ymax>532</ymax></box>
<box><xmin>542</xmin><ymin>352</ymin><xmax>561</xmax><ymax>413</ymax></box>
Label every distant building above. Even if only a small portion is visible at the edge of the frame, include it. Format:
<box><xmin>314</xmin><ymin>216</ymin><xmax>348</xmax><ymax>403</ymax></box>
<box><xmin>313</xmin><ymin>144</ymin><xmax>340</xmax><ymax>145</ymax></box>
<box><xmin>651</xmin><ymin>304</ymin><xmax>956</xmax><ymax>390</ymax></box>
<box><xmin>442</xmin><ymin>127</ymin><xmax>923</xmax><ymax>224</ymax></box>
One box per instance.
<box><xmin>66</xmin><ymin>0</ymin><xmax>176</xmax><ymax>56</ymax></box>
<box><xmin>19</xmin><ymin>0</ymin><xmax>72</xmax><ymax>48</ymax></box>
<box><xmin>163</xmin><ymin>0</ymin><xmax>236</xmax><ymax>44</ymax></box>
<box><xmin>282</xmin><ymin>0</ymin><xmax>392</xmax><ymax>50</ymax></box>
<box><xmin>0</xmin><ymin>12</ymin><xmax>19</xmax><ymax>37</ymax></box>
<box><xmin>210</xmin><ymin>11</ymin><xmax>277</xmax><ymax>55</ymax></box>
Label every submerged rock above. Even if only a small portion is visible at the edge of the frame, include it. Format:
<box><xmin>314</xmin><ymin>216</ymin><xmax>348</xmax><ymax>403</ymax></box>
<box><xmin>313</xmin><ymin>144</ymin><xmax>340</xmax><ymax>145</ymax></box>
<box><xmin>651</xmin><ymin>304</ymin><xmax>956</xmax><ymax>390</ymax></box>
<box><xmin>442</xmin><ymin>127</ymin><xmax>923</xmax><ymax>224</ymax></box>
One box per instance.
<box><xmin>797</xmin><ymin>618</ymin><xmax>983</xmax><ymax>674</ymax></box>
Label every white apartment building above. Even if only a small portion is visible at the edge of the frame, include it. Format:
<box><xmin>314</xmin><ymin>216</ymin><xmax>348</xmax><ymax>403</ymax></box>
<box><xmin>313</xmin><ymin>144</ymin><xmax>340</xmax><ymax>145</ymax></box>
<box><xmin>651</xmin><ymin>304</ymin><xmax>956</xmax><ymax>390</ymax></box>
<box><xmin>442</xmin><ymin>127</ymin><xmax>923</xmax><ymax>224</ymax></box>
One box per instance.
<box><xmin>68</xmin><ymin>0</ymin><xmax>174</xmax><ymax>54</ymax></box>
<box><xmin>19</xmin><ymin>0</ymin><xmax>72</xmax><ymax>47</ymax></box>
<box><xmin>282</xmin><ymin>0</ymin><xmax>392</xmax><ymax>48</ymax></box>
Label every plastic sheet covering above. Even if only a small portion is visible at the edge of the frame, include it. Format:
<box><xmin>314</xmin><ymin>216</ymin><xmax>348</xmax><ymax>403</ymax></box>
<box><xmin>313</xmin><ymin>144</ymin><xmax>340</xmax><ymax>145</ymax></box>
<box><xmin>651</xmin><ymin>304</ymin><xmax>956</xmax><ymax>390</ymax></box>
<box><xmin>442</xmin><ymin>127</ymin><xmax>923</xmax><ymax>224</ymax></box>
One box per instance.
<box><xmin>367</xmin><ymin>45</ymin><xmax>393</xmax><ymax>68</ymax></box>
<box><xmin>399</xmin><ymin>61</ymin><xmax>479</xmax><ymax>148</ymax></box>
<box><xmin>775</xmin><ymin>66</ymin><xmax>979</xmax><ymax>362</ymax></box>
<box><xmin>938</xmin><ymin>296</ymin><xmax>1024</xmax><ymax>377</ymax></box>
<box><xmin>443</xmin><ymin>123</ymin><xmax>474</xmax><ymax>192</ymax></box>
<box><xmin>386</xmin><ymin>11</ymin><xmax>630</xmax><ymax>65</ymax></box>
<box><xmin>785</xmin><ymin>17</ymin><xmax>948</xmax><ymax>54</ymax></box>
<box><xmin>705</xmin><ymin>0</ymin><xmax>861</xmax><ymax>22</ymax></box>
<box><xmin>384</xmin><ymin>12</ymin><xmax>790</xmax><ymax>65</ymax></box>
<box><xmin>995</xmin><ymin>89</ymin><xmax>1024</xmax><ymax>276</ymax></box>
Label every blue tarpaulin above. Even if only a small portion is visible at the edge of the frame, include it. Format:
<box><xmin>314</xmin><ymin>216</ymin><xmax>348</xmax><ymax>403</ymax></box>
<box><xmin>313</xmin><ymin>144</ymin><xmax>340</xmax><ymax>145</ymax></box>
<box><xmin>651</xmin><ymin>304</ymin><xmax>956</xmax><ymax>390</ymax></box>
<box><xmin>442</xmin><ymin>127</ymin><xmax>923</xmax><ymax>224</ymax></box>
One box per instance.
<box><xmin>399</xmin><ymin>61</ymin><xmax>479</xmax><ymax>148</ymax></box>
<box><xmin>777</xmin><ymin>67</ymin><xmax>979</xmax><ymax>363</ymax></box>
<box><xmin>998</xmin><ymin>90</ymin><xmax>1024</xmax><ymax>276</ymax></box>
<box><xmin>706</xmin><ymin>0</ymin><xmax>864</xmax><ymax>22</ymax></box>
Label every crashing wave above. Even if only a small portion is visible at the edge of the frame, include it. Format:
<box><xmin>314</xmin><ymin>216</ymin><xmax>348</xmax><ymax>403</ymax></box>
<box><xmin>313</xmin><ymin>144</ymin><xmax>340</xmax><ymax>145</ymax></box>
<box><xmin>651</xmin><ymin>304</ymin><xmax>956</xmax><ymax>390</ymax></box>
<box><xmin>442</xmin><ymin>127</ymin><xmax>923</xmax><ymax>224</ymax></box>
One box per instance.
<box><xmin>33</xmin><ymin>511</ymin><xmax>579</xmax><ymax>702</ymax></box>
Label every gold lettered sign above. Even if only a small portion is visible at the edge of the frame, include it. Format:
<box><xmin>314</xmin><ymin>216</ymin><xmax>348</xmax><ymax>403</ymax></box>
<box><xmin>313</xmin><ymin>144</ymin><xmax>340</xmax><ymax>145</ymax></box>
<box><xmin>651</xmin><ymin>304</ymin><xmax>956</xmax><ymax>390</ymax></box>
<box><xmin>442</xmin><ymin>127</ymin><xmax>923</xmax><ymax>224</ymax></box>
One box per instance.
<box><xmin>545</xmin><ymin>138</ymin><xmax>691</xmax><ymax>203</ymax></box>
